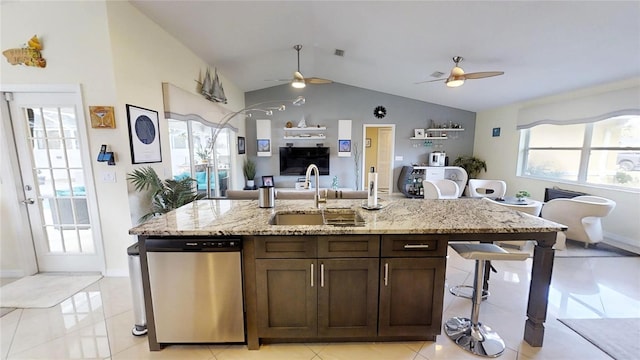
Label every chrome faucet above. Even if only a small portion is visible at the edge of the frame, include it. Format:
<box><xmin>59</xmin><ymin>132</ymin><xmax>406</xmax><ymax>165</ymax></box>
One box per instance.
<box><xmin>305</xmin><ymin>164</ymin><xmax>325</xmax><ymax>208</ymax></box>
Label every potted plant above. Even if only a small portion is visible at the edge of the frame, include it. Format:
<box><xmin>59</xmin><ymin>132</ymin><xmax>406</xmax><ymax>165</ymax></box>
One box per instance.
<box><xmin>453</xmin><ymin>155</ymin><xmax>487</xmax><ymax>180</ymax></box>
<box><xmin>127</xmin><ymin>166</ymin><xmax>203</xmax><ymax>223</ymax></box>
<box><xmin>195</xmin><ymin>144</ymin><xmax>211</xmax><ymax>163</ymax></box>
<box><xmin>515</xmin><ymin>190</ymin><xmax>531</xmax><ymax>201</ymax></box>
<box><xmin>243</xmin><ymin>158</ymin><xmax>256</xmax><ymax>188</ymax></box>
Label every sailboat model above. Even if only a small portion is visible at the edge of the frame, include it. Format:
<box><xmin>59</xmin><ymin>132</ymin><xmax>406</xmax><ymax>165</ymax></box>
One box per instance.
<box><xmin>198</xmin><ymin>68</ymin><xmax>228</xmax><ymax>104</ymax></box>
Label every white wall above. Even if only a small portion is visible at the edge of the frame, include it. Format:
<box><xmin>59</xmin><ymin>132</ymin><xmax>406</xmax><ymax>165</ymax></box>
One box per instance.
<box><xmin>0</xmin><ymin>1</ymin><xmax>245</xmax><ymax>276</ymax></box>
<box><xmin>475</xmin><ymin>79</ymin><xmax>640</xmax><ymax>251</ymax></box>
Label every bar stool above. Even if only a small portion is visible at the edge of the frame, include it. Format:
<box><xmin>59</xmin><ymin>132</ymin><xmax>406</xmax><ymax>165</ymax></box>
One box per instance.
<box><xmin>444</xmin><ymin>243</ymin><xmax>529</xmax><ymax>358</ymax></box>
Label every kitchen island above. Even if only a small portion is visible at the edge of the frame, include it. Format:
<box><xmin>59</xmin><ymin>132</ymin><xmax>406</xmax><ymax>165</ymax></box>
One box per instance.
<box><xmin>130</xmin><ymin>197</ymin><xmax>565</xmax><ymax>350</ymax></box>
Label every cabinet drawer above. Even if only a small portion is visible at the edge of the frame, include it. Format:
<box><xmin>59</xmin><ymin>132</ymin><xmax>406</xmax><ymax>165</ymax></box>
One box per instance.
<box><xmin>381</xmin><ymin>235</ymin><xmax>447</xmax><ymax>257</ymax></box>
<box><xmin>317</xmin><ymin>235</ymin><xmax>380</xmax><ymax>258</ymax></box>
<box><xmin>255</xmin><ymin>236</ymin><xmax>316</xmax><ymax>258</ymax></box>
<box><xmin>424</xmin><ymin>168</ymin><xmax>445</xmax><ymax>180</ymax></box>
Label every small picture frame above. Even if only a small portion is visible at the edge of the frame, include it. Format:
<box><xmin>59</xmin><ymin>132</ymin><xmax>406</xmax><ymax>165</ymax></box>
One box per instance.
<box><xmin>89</xmin><ymin>106</ymin><xmax>116</xmax><ymax>128</ymax></box>
<box><xmin>237</xmin><ymin>136</ymin><xmax>246</xmax><ymax>154</ymax></box>
<box><xmin>126</xmin><ymin>104</ymin><xmax>162</xmax><ymax>164</ymax></box>
<box><xmin>262</xmin><ymin>175</ymin><xmax>274</xmax><ymax>187</ymax></box>
<box><xmin>257</xmin><ymin>139</ymin><xmax>270</xmax><ymax>152</ymax></box>
<box><xmin>492</xmin><ymin>127</ymin><xmax>501</xmax><ymax>137</ymax></box>
<box><xmin>414</xmin><ymin>128</ymin><xmax>425</xmax><ymax>138</ymax></box>
<box><xmin>338</xmin><ymin>139</ymin><xmax>351</xmax><ymax>152</ymax></box>
<box><xmin>365</xmin><ymin>138</ymin><xmax>371</xmax><ymax>147</ymax></box>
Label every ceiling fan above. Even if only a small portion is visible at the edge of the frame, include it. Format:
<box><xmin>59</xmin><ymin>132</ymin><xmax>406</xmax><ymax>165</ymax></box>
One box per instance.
<box><xmin>267</xmin><ymin>45</ymin><xmax>333</xmax><ymax>88</ymax></box>
<box><xmin>415</xmin><ymin>56</ymin><xmax>504</xmax><ymax>88</ymax></box>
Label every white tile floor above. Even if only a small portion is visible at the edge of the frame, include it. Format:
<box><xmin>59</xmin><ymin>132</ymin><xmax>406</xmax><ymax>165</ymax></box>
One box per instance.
<box><xmin>1</xmin><ymin>244</ymin><xmax>638</xmax><ymax>360</ymax></box>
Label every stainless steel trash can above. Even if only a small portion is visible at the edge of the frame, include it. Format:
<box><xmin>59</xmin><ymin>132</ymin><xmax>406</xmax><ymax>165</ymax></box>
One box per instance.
<box><xmin>127</xmin><ymin>243</ymin><xmax>148</xmax><ymax>336</ymax></box>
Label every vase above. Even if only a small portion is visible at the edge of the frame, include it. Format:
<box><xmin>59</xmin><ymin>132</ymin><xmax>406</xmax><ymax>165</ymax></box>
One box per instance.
<box><xmin>247</xmin><ymin>180</ymin><xmax>255</xmax><ymax>188</ymax></box>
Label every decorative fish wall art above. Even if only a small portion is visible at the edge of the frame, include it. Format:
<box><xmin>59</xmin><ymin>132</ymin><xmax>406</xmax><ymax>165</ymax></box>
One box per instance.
<box><xmin>3</xmin><ymin>35</ymin><xmax>46</xmax><ymax>68</ymax></box>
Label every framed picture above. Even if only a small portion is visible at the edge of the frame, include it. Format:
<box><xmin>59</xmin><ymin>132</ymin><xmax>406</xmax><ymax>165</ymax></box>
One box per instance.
<box><xmin>339</xmin><ymin>139</ymin><xmax>351</xmax><ymax>152</ymax></box>
<box><xmin>365</xmin><ymin>138</ymin><xmax>371</xmax><ymax>147</ymax></box>
<box><xmin>262</xmin><ymin>175</ymin><xmax>274</xmax><ymax>187</ymax></box>
<box><xmin>414</xmin><ymin>128</ymin><xmax>425</xmax><ymax>138</ymax></box>
<box><xmin>126</xmin><ymin>104</ymin><xmax>162</xmax><ymax>164</ymax></box>
<box><xmin>257</xmin><ymin>139</ymin><xmax>270</xmax><ymax>152</ymax></box>
<box><xmin>237</xmin><ymin>136</ymin><xmax>246</xmax><ymax>154</ymax></box>
<box><xmin>492</xmin><ymin>127</ymin><xmax>501</xmax><ymax>137</ymax></box>
<box><xmin>89</xmin><ymin>106</ymin><xmax>115</xmax><ymax>128</ymax></box>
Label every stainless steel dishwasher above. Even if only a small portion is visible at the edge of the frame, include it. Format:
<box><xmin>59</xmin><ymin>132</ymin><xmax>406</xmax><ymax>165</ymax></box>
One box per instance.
<box><xmin>145</xmin><ymin>237</ymin><xmax>244</xmax><ymax>343</ymax></box>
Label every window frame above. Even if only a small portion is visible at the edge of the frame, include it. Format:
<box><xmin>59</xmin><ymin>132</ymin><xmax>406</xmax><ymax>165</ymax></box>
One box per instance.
<box><xmin>518</xmin><ymin>116</ymin><xmax>640</xmax><ymax>190</ymax></box>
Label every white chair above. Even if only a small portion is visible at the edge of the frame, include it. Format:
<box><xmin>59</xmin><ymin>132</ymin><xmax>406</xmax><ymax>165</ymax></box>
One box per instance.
<box><xmin>468</xmin><ymin>179</ymin><xmax>507</xmax><ymax>198</ymax></box>
<box><xmin>423</xmin><ymin>179</ymin><xmax>459</xmax><ymax>199</ymax></box>
<box><xmin>541</xmin><ymin>195</ymin><xmax>616</xmax><ymax>248</ymax></box>
<box><xmin>483</xmin><ymin>197</ymin><xmax>545</xmax><ymax>249</ymax></box>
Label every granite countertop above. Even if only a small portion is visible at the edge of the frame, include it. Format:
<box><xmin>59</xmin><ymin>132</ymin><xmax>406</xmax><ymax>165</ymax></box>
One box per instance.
<box><xmin>129</xmin><ymin>197</ymin><xmax>566</xmax><ymax>237</ymax></box>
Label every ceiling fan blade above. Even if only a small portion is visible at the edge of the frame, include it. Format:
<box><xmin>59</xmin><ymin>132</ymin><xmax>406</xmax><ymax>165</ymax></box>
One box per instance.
<box><xmin>264</xmin><ymin>79</ymin><xmax>291</xmax><ymax>82</ymax></box>
<box><xmin>414</xmin><ymin>78</ymin><xmax>446</xmax><ymax>85</ymax></box>
<box><xmin>463</xmin><ymin>71</ymin><xmax>504</xmax><ymax>80</ymax></box>
<box><xmin>306</xmin><ymin>77</ymin><xmax>333</xmax><ymax>84</ymax></box>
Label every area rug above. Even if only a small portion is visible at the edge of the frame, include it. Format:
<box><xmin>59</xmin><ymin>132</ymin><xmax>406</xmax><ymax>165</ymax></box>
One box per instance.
<box><xmin>0</xmin><ymin>274</ymin><xmax>102</xmax><ymax>308</ymax></box>
<box><xmin>558</xmin><ymin>318</ymin><xmax>640</xmax><ymax>360</ymax></box>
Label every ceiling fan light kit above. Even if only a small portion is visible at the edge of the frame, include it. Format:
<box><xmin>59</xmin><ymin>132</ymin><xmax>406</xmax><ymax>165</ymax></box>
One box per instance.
<box><xmin>416</xmin><ymin>56</ymin><xmax>504</xmax><ymax>88</ymax></box>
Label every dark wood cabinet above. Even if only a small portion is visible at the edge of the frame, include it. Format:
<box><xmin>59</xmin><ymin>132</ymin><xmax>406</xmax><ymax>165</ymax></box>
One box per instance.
<box><xmin>246</xmin><ymin>234</ymin><xmax>447</xmax><ymax>347</ymax></box>
<box><xmin>378</xmin><ymin>257</ymin><xmax>445</xmax><ymax>337</ymax></box>
<box><xmin>255</xmin><ymin>259</ymin><xmax>317</xmax><ymax>338</ymax></box>
<box><xmin>318</xmin><ymin>258</ymin><xmax>379</xmax><ymax>337</ymax></box>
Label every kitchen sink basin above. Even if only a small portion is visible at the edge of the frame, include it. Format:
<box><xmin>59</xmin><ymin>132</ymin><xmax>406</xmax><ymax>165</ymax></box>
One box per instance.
<box><xmin>269</xmin><ymin>209</ymin><xmax>365</xmax><ymax>226</ymax></box>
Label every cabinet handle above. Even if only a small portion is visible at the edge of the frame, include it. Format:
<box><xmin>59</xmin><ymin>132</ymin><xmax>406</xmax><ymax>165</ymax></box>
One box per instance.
<box><xmin>311</xmin><ymin>263</ymin><xmax>314</xmax><ymax>287</ymax></box>
<box><xmin>384</xmin><ymin>263</ymin><xmax>389</xmax><ymax>286</ymax></box>
<box><xmin>404</xmin><ymin>244</ymin><xmax>430</xmax><ymax>249</ymax></box>
<box><xmin>320</xmin><ymin>263</ymin><xmax>324</xmax><ymax>288</ymax></box>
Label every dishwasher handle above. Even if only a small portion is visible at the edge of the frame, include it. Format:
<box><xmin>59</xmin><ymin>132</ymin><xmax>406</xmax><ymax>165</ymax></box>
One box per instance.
<box><xmin>145</xmin><ymin>238</ymin><xmax>241</xmax><ymax>252</ymax></box>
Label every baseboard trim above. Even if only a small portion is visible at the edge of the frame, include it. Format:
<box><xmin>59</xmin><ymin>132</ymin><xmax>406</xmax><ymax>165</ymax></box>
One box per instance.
<box><xmin>0</xmin><ymin>270</ymin><xmax>26</xmax><ymax>278</ymax></box>
<box><xmin>603</xmin><ymin>232</ymin><xmax>640</xmax><ymax>255</ymax></box>
<box><xmin>104</xmin><ymin>268</ymin><xmax>129</xmax><ymax>277</ymax></box>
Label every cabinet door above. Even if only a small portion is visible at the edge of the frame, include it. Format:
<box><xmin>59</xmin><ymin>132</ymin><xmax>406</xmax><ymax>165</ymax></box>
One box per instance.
<box><xmin>317</xmin><ymin>259</ymin><xmax>379</xmax><ymax>337</ymax></box>
<box><xmin>378</xmin><ymin>258</ymin><xmax>446</xmax><ymax>337</ymax></box>
<box><xmin>255</xmin><ymin>259</ymin><xmax>317</xmax><ymax>337</ymax></box>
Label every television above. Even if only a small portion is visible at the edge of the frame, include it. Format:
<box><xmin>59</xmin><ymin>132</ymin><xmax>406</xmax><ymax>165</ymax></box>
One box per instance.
<box><xmin>279</xmin><ymin>147</ymin><xmax>330</xmax><ymax>175</ymax></box>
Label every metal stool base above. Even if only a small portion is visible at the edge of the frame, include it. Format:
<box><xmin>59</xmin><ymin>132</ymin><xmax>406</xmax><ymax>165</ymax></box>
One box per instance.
<box><xmin>449</xmin><ymin>285</ymin><xmax>489</xmax><ymax>300</ymax></box>
<box><xmin>444</xmin><ymin>317</ymin><xmax>505</xmax><ymax>358</ymax></box>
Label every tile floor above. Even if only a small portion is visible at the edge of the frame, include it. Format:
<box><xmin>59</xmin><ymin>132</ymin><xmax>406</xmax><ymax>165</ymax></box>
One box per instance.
<box><xmin>1</xmin><ymin>244</ymin><xmax>638</xmax><ymax>360</ymax></box>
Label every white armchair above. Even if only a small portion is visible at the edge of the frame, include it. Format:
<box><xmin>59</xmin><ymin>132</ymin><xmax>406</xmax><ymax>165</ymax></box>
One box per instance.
<box><xmin>468</xmin><ymin>179</ymin><xmax>507</xmax><ymax>198</ymax></box>
<box><xmin>423</xmin><ymin>179</ymin><xmax>460</xmax><ymax>199</ymax></box>
<box><xmin>541</xmin><ymin>195</ymin><xmax>616</xmax><ymax>248</ymax></box>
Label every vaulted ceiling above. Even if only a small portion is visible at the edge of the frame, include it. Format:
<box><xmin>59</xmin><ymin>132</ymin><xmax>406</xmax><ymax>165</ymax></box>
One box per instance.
<box><xmin>131</xmin><ymin>1</ymin><xmax>640</xmax><ymax>112</ymax></box>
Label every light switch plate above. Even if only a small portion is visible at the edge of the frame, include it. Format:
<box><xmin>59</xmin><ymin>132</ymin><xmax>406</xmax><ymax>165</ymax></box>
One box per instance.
<box><xmin>395</xmin><ymin>156</ymin><xmax>403</xmax><ymax>161</ymax></box>
<box><xmin>102</xmin><ymin>171</ymin><xmax>116</xmax><ymax>183</ymax></box>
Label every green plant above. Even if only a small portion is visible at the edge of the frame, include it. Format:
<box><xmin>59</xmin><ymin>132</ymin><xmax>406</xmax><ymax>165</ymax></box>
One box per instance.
<box><xmin>127</xmin><ymin>166</ymin><xmax>203</xmax><ymax>223</ymax></box>
<box><xmin>515</xmin><ymin>190</ymin><xmax>531</xmax><ymax>199</ymax></box>
<box><xmin>243</xmin><ymin>158</ymin><xmax>256</xmax><ymax>180</ymax></box>
<box><xmin>453</xmin><ymin>155</ymin><xmax>487</xmax><ymax>180</ymax></box>
<box><xmin>195</xmin><ymin>144</ymin><xmax>211</xmax><ymax>162</ymax></box>
<box><xmin>614</xmin><ymin>171</ymin><xmax>633</xmax><ymax>184</ymax></box>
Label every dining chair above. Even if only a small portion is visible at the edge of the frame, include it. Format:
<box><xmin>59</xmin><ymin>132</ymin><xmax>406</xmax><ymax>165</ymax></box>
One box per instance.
<box><xmin>422</xmin><ymin>179</ymin><xmax>459</xmax><ymax>199</ymax></box>
<box><xmin>468</xmin><ymin>179</ymin><xmax>507</xmax><ymax>198</ymax></box>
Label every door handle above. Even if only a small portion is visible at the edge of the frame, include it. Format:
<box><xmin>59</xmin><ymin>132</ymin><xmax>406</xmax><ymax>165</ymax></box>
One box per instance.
<box><xmin>384</xmin><ymin>263</ymin><xmax>389</xmax><ymax>286</ymax></box>
<box><xmin>320</xmin><ymin>263</ymin><xmax>324</xmax><ymax>288</ymax></box>
<box><xmin>310</xmin><ymin>263</ymin><xmax>314</xmax><ymax>287</ymax></box>
<box><xmin>21</xmin><ymin>198</ymin><xmax>35</xmax><ymax>205</ymax></box>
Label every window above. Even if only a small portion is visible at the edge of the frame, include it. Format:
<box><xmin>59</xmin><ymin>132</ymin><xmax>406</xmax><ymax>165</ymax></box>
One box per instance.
<box><xmin>168</xmin><ymin>119</ymin><xmax>232</xmax><ymax>197</ymax></box>
<box><xmin>519</xmin><ymin>115</ymin><xmax>640</xmax><ymax>189</ymax></box>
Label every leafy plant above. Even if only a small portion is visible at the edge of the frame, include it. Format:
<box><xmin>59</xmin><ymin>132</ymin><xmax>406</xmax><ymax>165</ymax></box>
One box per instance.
<box><xmin>614</xmin><ymin>171</ymin><xmax>633</xmax><ymax>184</ymax></box>
<box><xmin>453</xmin><ymin>155</ymin><xmax>487</xmax><ymax>180</ymax></box>
<box><xmin>515</xmin><ymin>190</ymin><xmax>531</xmax><ymax>199</ymax></box>
<box><xmin>195</xmin><ymin>144</ymin><xmax>211</xmax><ymax>162</ymax></box>
<box><xmin>243</xmin><ymin>158</ymin><xmax>256</xmax><ymax>180</ymax></box>
<box><xmin>127</xmin><ymin>166</ymin><xmax>203</xmax><ymax>223</ymax></box>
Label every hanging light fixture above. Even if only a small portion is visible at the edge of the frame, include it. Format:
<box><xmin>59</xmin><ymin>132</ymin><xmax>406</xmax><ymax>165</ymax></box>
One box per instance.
<box><xmin>445</xmin><ymin>65</ymin><xmax>465</xmax><ymax>88</ymax></box>
<box><xmin>291</xmin><ymin>71</ymin><xmax>306</xmax><ymax>89</ymax></box>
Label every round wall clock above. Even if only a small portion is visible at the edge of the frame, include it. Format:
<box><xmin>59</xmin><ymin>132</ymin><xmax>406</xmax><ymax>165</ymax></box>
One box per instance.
<box><xmin>374</xmin><ymin>106</ymin><xmax>387</xmax><ymax>119</ymax></box>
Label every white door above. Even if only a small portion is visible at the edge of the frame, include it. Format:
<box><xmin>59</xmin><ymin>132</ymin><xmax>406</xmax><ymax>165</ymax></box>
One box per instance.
<box><xmin>5</xmin><ymin>90</ymin><xmax>104</xmax><ymax>272</ymax></box>
<box><xmin>376</xmin><ymin>127</ymin><xmax>393</xmax><ymax>192</ymax></box>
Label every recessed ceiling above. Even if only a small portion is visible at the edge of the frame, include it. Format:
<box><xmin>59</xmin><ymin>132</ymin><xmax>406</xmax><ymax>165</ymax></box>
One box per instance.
<box><xmin>130</xmin><ymin>1</ymin><xmax>640</xmax><ymax>112</ymax></box>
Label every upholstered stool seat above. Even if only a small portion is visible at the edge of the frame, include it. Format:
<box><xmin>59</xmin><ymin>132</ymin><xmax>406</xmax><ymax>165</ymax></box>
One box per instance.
<box><xmin>445</xmin><ymin>243</ymin><xmax>529</xmax><ymax>358</ymax></box>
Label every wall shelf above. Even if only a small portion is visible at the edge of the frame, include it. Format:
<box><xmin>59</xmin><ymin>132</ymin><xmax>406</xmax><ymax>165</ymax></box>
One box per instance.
<box><xmin>409</xmin><ymin>128</ymin><xmax>464</xmax><ymax>140</ymax></box>
<box><xmin>284</xmin><ymin>126</ymin><xmax>327</xmax><ymax>140</ymax></box>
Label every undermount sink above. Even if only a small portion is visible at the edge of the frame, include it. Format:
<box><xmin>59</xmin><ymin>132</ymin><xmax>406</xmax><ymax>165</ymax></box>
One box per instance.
<box><xmin>269</xmin><ymin>209</ymin><xmax>365</xmax><ymax>227</ymax></box>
